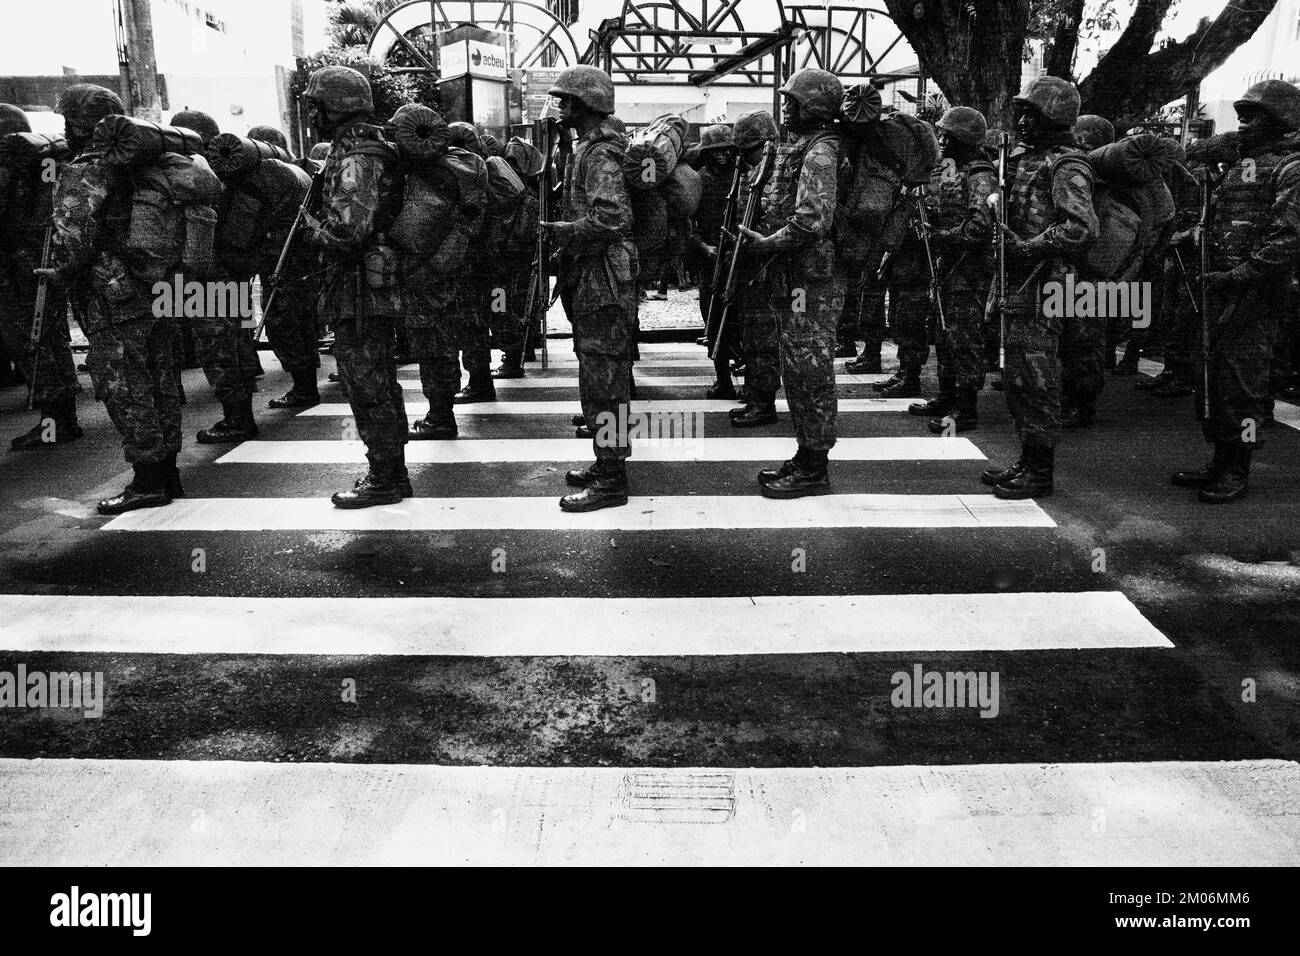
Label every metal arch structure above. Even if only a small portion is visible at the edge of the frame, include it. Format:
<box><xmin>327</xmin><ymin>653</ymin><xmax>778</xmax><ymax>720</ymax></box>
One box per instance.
<box><xmin>365</xmin><ymin>0</ymin><xmax>583</xmax><ymax>73</ymax></box>
<box><xmin>585</xmin><ymin>1</ymin><xmax>920</xmax><ymax>100</ymax></box>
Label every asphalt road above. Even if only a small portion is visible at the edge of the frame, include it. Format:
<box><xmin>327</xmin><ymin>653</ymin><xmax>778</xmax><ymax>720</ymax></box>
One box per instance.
<box><xmin>0</xmin><ymin>332</ymin><xmax>1296</xmax><ymax>865</ymax></box>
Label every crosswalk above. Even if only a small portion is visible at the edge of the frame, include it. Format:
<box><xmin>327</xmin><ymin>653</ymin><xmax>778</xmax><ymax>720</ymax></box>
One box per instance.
<box><xmin>2</xmin><ymin>337</ymin><xmax>1296</xmax><ymax>866</ymax></box>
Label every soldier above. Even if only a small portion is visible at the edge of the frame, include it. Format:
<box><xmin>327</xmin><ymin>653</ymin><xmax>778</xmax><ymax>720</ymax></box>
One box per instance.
<box><xmin>839</xmin><ymin>86</ymin><xmax>889</xmax><ymax>377</ymax></box>
<box><xmin>44</xmin><ymin>84</ymin><xmax>183</xmax><ymax>513</ymax></box>
<box><xmin>1073</xmin><ymin>114</ymin><xmax>1114</xmax><ymax>153</ymax></box>
<box><xmin>908</xmin><ymin>106</ymin><xmax>997</xmax><ymax>434</ymax></box>
<box><xmin>690</xmin><ymin>123</ymin><xmax>739</xmax><ymax>398</ymax></box>
<box><xmin>0</xmin><ymin>103</ymin><xmax>83</xmax><ymax>451</ymax></box>
<box><xmin>728</xmin><ymin>109</ymin><xmax>781</xmax><ymax>426</ymax></box>
<box><xmin>299</xmin><ymin>66</ymin><xmax>409</xmax><ymax>507</ymax></box>
<box><xmin>979</xmin><ymin>76</ymin><xmax>1097</xmax><ymax>499</ymax></box>
<box><xmin>247</xmin><ymin>125</ymin><xmax>320</xmax><ymax>409</ymax></box>
<box><xmin>1171</xmin><ymin>79</ymin><xmax>1300</xmax><ymax>503</ymax></box>
<box><xmin>738</xmin><ymin>67</ymin><xmax>847</xmax><ymax>498</ymax></box>
<box><xmin>495</xmin><ymin>136</ymin><xmax>545</xmax><ymax>378</ymax></box>
<box><xmin>445</xmin><ymin>122</ymin><xmax>498</xmax><ymax>404</ymax></box>
<box><xmin>540</xmin><ymin>65</ymin><xmax>637</xmax><ymax>512</ymax></box>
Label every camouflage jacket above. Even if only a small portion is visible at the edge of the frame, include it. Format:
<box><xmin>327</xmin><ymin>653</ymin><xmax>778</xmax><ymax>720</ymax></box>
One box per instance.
<box><xmin>0</xmin><ymin>159</ymin><xmax>54</xmax><ymax>275</ymax></box>
<box><xmin>1007</xmin><ymin>139</ymin><xmax>1097</xmax><ymax>266</ymax></box>
<box><xmin>692</xmin><ymin>164</ymin><xmax>734</xmax><ymax>253</ymax></box>
<box><xmin>306</xmin><ymin>122</ymin><xmax>402</xmax><ymax>318</ymax></box>
<box><xmin>553</xmin><ymin>118</ymin><xmax>636</xmax><ymax>265</ymax></box>
<box><xmin>1208</xmin><ymin>133</ymin><xmax>1300</xmax><ymax>280</ymax></box>
<box><xmin>758</xmin><ymin>127</ymin><xmax>842</xmax><ymax>280</ymax></box>
<box><xmin>49</xmin><ymin>148</ymin><xmax>150</xmax><ymax>319</ymax></box>
<box><xmin>930</xmin><ymin>156</ymin><xmax>997</xmax><ymax>261</ymax></box>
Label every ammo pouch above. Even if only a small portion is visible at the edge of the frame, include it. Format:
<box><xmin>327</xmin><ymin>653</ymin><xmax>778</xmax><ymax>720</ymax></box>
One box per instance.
<box><xmin>92</xmin><ymin>253</ymin><xmax>138</xmax><ymax>305</ymax></box>
<box><xmin>363</xmin><ymin>239</ymin><xmax>399</xmax><ymax>291</ymax></box>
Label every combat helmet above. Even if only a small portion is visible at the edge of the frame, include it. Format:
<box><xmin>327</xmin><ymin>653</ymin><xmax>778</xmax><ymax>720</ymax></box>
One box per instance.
<box><xmin>55</xmin><ymin>84</ymin><xmax>124</xmax><ymax>128</ymax></box>
<box><xmin>1234</xmin><ymin>79</ymin><xmax>1300</xmax><ymax>131</ymax></box>
<box><xmin>304</xmin><ymin>66</ymin><xmax>374</xmax><ymax>115</ymax></box>
<box><xmin>697</xmin><ymin>124</ymin><xmax>735</xmax><ymax>153</ymax></box>
<box><xmin>779</xmin><ymin>68</ymin><xmax>844</xmax><ymax>121</ymax></box>
<box><xmin>0</xmin><ymin>104</ymin><xmax>30</xmax><ymax>136</ymax></box>
<box><xmin>548</xmin><ymin>66</ymin><xmax>616</xmax><ymax>115</ymax></box>
<box><xmin>733</xmin><ymin>110</ymin><xmax>778</xmax><ymax>150</ymax></box>
<box><xmin>504</xmin><ymin>136</ymin><xmax>544</xmax><ymax>177</ymax></box>
<box><xmin>1074</xmin><ymin>114</ymin><xmax>1115</xmax><ymax>150</ymax></box>
<box><xmin>170</xmin><ymin>109</ymin><xmax>220</xmax><ymax>143</ymax></box>
<box><xmin>1013</xmin><ymin>76</ymin><xmax>1081</xmax><ymax>127</ymax></box>
<box><xmin>936</xmin><ymin>106</ymin><xmax>988</xmax><ymax>147</ymax></box>
<box><xmin>247</xmin><ymin>125</ymin><xmax>288</xmax><ymax>150</ymax></box>
<box><xmin>448</xmin><ymin>121</ymin><xmax>486</xmax><ymax>157</ymax></box>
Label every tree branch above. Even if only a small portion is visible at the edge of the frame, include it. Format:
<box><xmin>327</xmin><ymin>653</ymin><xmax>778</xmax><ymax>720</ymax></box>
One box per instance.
<box><xmin>1044</xmin><ymin>0</ymin><xmax>1086</xmax><ymax>79</ymax></box>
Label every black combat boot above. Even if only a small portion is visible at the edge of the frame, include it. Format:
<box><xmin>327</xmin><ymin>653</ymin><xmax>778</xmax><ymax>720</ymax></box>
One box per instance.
<box><xmin>730</xmin><ymin>397</ymin><xmax>778</xmax><ymax>428</ymax></box>
<box><xmin>10</xmin><ymin>399</ymin><xmax>84</xmax><ymax>450</ymax></box>
<box><xmin>849</xmin><ymin>337</ymin><xmax>883</xmax><ymax>373</ymax></box>
<box><xmin>909</xmin><ymin>382</ymin><xmax>955</xmax><ymax>417</ymax></box>
<box><xmin>1197</xmin><ymin>443</ymin><xmax>1251</xmax><ymax>504</ymax></box>
<box><xmin>871</xmin><ymin>370</ymin><xmax>903</xmax><ymax>391</ymax></box>
<box><xmin>197</xmin><ymin>399</ymin><xmax>258</xmax><ymax>444</ymax></box>
<box><xmin>331</xmin><ymin>460</ymin><xmax>404</xmax><ymax>509</ymax></box>
<box><xmin>980</xmin><ymin>453</ymin><xmax>1024</xmax><ymax>486</ymax></box>
<box><xmin>993</xmin><ymin>445</ymin><xmax>1054</xmax><ymax>499</ymax></box>
<box><xmin>757</xmin><ymin>448</ymin><xmax>806</xmax><ymax>487</ymax></box>
<box><xmin>1171</xmin><ymin>443</ymin><xmax>1228</xmax><ymax>488</ymax></box>
<box><xmin>165</xmin><ymin>453</ymin><xmax>184</xmax><ymax>499</ymax></box>
<box><xmin>269</xmin><ymin>369</ymin><xmax>320</xmax><ymax>408</ymax></box>
<box><xmin>1114</xmin><ymin>346</ymin><xmax>1141</xmax><ymax>376</ymax></box>
<box><xmin>565</xmin><ymin>460</ymin><xmax>602</xmax><ymax>487</ymax></box>
<box><xmin>523</xmin><ymin>346</ymin><xmax>538</xmax><ymax>363</ymax></box>
<box><xmin>493</xmin><ymin>357</ymin><xmax>525</xmax><ymax>379</ymax></box>
<box><xmin>410</xmin><ymin>388</ymin><xmax>458</xmax><ymax>439</ymax></box>
<box><xmin>559</xmin><ymin>459</ymin><xmax>629</xmax><ymax>512</ymax></box>
<box><xmin>395</xmin><ymin>461</ymin><xmax>414</xmax><ymax>498</ymax></box>
<box><xmin>97</xmin><ymin>461</ymin><xmax>173</xmax><ymax>515</ymax></box>
<box><xmin>834</xmin><ymin>340</ymin><xmax>857</xmax><ymax>359</ymax></box>
<box><xmin>454</xmin><ymin>374</ymin><xmax>496</xmax><ymax>403</ymax></box>
<box><xmin>929</xmin><ymin>387</ymin><xmax>978</xmax><ymax>434</ymax></box>
<box><xmin>572</xmin><ymin>413</ymin><xmax>586</xmax><ymax>426</ymax></box>
<box><xmin>708</xmin><ymin>354</ymin><xmax>736</xmax><ymax>399</ymax></box>
<box><xmin>761</xmin><ymin>448</ymin><xmax>830</xmax><ymax>499</ymax></box>
<box><xmin>880</xmin><ymin>370</ymin><xmax>922</xmax><ymax>399</ymax></box>
<box><xmin>1060</xmin><ymin>390</ymin><xmax>1097</xmax><ymax>429</ymax></box>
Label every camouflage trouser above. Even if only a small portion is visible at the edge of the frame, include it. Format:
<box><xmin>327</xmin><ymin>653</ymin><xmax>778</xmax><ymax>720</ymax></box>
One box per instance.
<box><xmin>1195</xmin><ymin>279</ymin><xmax>1283</xmax><ymax>447</ymax></box>
<box><xmin>887</xmin><ymin>249</ymin><xmax>930</xmax><ymax>373</ymax></box>
<box><xmin>333</xmin><ymin>313</ymin><xmax>407</xmax><ymax>468</ymax></box>
<box><xmin>262</xmin><ymin>280</ymin><xmax>319</xmax><ymax>377</ymax></box>
<box><xmin>0</xmin><ymin>270</ymin><xmax>79</xmax><ymax>406</ymax></box>
<box><xmin>751</xmin><ymin>269</ymin><xmax>844</xmax><ymax>452</ymax></box>
<box><xmin>193</xmin><ymin>275</ymin><xmax>257</xmax><ymax>403</ymax></box>
<box><xmin>491</xmin><ymin>266</ymin><xmax>531</xmax><ymax>362</ymax></box>
<box><xmin>404</xmin><ymin>280</ymin><xmax>458</xmax><ymax>412</ymax></box>
<box><xmin>86</xmin><ymin>310</ymin><xmax>182</xmax><ymax>465</ymax></box>
<box><xmin>562</xmin><ymin>293</ymin><xmax>634</xmax><ymax>464</ymax></box>
<box><xmin>1060</xmin><ymin>298</ymin><xmax>1107</xmax><ymax>399</ymax></box>
<box><xmin>936</xmin><ymin>266</ymin><xmax>989</xmax><ymax>392</ymax></box>
<box><xmin>843</xmin><ymin>268</ymin><xmax>887</xmax><ymax>344</ymax></box>
<box><xmin>1004</xmin><ymin>264</ymin><xmax>1065</xmax><ymax>450</ymax></box>
<box><xmin>740</xmin><ymin>280</ymin><xmax>781</xmax><ymax>399</ymax></box>
<box><xmin>455</xmin><ymin>277</ymin><xmax>493</xmax><ymax>380</ymax></box>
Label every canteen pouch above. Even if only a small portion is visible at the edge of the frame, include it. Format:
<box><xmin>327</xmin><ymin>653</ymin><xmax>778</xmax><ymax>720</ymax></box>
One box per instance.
<box><xmin>363</xmin><ymin>241</ymin><xmax>399</xmax><ymax>291</ymax></box>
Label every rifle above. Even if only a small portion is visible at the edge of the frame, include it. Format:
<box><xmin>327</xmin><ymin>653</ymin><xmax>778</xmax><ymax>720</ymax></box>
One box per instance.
<box><xmin>707</xmin><ymin>142</ymin><xmax>776</xmax><ymax>360</ymax></box>
<box><xmin>1197</xmin><ymin>167</ymin><xmax>1212</xmax><ymax>419</ymax></box>
<box><xmin>523</xmin><ymin>118</ymin><xmax>560</xmax><ymax>371</ymax></box>
<box><xmin>27</xmin><ymin>221</ymin><xmax>54</xmax><ymax>411</ymax></box>
<box><xmin>251</xmin><ymin>169</ymin><xmax>323</xmax><ymax>341</ymax></box>
<box><xmin>704</xmin><ymin>158</ymin><xmax>742</xmax><ymax>360</ymax></box>
<box><xmin>912</xmin><ymin>186</ymin><xmax>946</xmax><ymax>334</ymax></box>
<box><xmin>988</xmin><ymin>131</ymin><xmax>1011</xmax><ymax>372</ymax></box>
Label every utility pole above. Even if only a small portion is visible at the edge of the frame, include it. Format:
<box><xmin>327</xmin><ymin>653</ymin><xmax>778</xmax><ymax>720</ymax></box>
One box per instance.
<box><xmin>114</xmin><ymin>0</ymin><xmax>163</xmax><ymax>120</ymax></box>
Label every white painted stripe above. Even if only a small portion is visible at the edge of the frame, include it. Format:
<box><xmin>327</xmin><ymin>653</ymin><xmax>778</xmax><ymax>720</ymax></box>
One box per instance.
<box><xmin>217</xmin><ymin>436</ymin><xmax>987</xmax><ymax>465</ymax></box>
<box><xmin>385</xmin><ymin>373</ymin><xmax>892</xmax><ymax>389</ymax></box>
<box><xmin>101</xmin><ymin>493</ymin><xmax>1053</xmax><ymax>531</ymax></box>
<box><xmin>1274</xmin><ymin>399</ymin><xmax>1300</xmax><ymax>432</ymax></box>
<box><xmin>299</xmin><ymin>398</ymin><xmax>916</xmax><ymax>416</ymax></box>
<box><xmin>3</xmin><ymin>758</ymin><xmax>1292</xmax><ymax>865</ymax></box>
<box><xmin>0</xmin><ymin>592</ymin><xmax>1170</xmax><ymax>655</ymax></box>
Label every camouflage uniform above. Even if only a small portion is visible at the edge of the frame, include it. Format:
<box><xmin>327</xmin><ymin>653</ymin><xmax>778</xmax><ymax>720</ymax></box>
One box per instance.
<box><xmin>306</xmin><ymin>122</ymin><xmax>407</xmax><ymax>474</ymax></box>
<box><xmin>51</xmin><ymin>150</ymin><xmax>182</xmax><ymax>466</ymax></box>
<box><xmin>1197</xmin><ymin>134</ymin><xmax>1300</xmax><ymax>447</ymax></box>
<box><xmin>885</xmin><ymin>244</ymin><xmax>930</xmax><ymax>376</ymax></box>
<box><xmin>751</xmin><ymin>128</ymin><xmax>846</xmax><ymax>451</ymax></box>
<box><xmin>1003</xmin><ymin>138</ymin><xmax>1098</xmax><ymax>450</ymax></box>
<box><xmin>0</xmin><ymin>144</ymin><xmax>80</xmax><ymax>414</ymax></box>
<box><xmin>402</xmin><ymin>272</ymin><xmax>459</xmax><ymax>433</ymax></box>
<box><xmin>252</xmin><ymin>163</ymin><xmax>320</xmax><ymax>388</ymax></box>
<box><xmin>551</xmin><ymin>117</ymin><xmax>638</xmax><ymax>464</ymax></box>
<box><xmin>930</xmin><ymin>155</ymin><xmax>998</xmax><ymax>394</ymax></box>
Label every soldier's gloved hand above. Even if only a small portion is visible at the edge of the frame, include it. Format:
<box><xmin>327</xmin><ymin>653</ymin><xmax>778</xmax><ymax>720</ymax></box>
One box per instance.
<box><xmin>32</xmin><ymin>267</ymin><xmax>57</xmax><ymax>279</ymax></box>
<box><xmin>703</xmin><ymin>244</ymin><xmax>718</xmax><ymax>260</ymax></box>
<box><xmin>737</xmin><ymin>225</ymin><xmax>774</xmax><ymax>257</ymax></box>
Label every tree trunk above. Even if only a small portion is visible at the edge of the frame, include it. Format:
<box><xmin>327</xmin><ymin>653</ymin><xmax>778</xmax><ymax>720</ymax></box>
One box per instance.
<box><xmin>1044</xmin><ymin>0</ymin><xmax>1086</xmax><ymax>79</ymax></box>
<box><xmin>883</xmin><ymin>0</ymin><xmax>1030</xmax><ymax>130</ymax></box>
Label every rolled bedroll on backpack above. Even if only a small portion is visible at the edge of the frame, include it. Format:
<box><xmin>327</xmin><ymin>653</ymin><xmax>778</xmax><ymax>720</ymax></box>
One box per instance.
<box><xmin>205</xmin><ymin>133</ymin><xmax>293</xmax><ymax>178</ymax></box>
<box><xmin>0</xmin><ymin>132</ymin><xmax>69</xmax><ymax>166</ymax></box>
<box><xmin>391</xmin><ymin>104</ymin><xmax>451</xmax><ymax>162</ymax></box>
<box><xmin>93</xmin><ymin>115</ymin><xmax>204</xmax><ymax>166</ymax></box>
<box><xmin>1088</xmin><ymin>133</ymin><xmax>1184</xmax><ymax>185</ymax></box>
<box><xmin>624</xmin><ymin>114</ymin><xmax>688</xmax><ymax>191</ymax></box>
